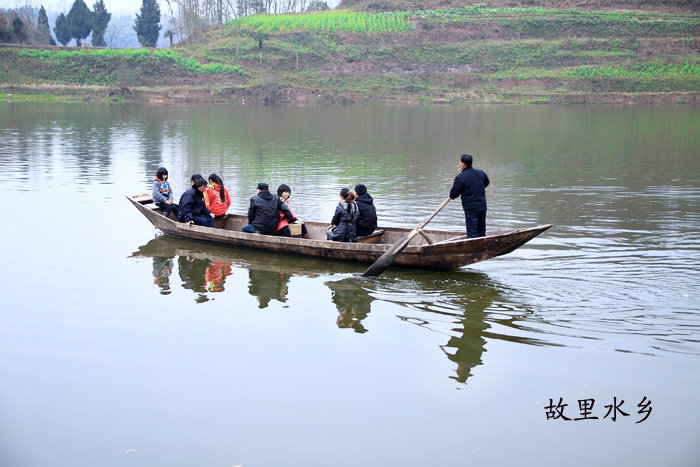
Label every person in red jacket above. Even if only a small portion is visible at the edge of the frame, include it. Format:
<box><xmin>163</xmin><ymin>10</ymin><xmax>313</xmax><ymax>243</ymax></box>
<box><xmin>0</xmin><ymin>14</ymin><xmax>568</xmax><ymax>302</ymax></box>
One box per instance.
<box><xmin>276</xmin><ymin>184</ymin><xmax>310</xmax><ymax>238</ymax></box>
<box><xmin>204</xmin><ymin>173</ymin><xmax>231</xmax><ymax>218</ymax></box>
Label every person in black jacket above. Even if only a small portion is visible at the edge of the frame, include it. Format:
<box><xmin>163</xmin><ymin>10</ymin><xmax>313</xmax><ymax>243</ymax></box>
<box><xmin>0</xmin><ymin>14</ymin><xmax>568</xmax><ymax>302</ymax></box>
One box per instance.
<box><xmin>327</xmin><ymin>188</ymin><xmax>359</xmax><ymax>243</ymax></box>
<box><xmin>449</xmin><ymin>154</ymin><xmax>490</xmax><ymax>238</ymax></box>
<box><xmin>178</xmin><ymin>177</ymin><xmax>215</xmax><ymax>227</ymax></box>
<box><xmin>242</xmin><ymin>183</ymin><xmax>297</xmax><ymax>235</ymax></box>
<box><xmin>353</xmin><ymin>183</ymin><xmax>377</xmax><ymax>237</ymax></box>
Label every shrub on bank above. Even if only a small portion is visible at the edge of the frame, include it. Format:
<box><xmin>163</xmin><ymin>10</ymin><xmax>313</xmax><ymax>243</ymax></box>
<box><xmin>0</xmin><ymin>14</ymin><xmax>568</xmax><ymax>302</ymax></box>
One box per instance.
<box><xmin>17</xmin><ymin>48</ymin><xmax>245</xmax><ymax>76</ymax></box>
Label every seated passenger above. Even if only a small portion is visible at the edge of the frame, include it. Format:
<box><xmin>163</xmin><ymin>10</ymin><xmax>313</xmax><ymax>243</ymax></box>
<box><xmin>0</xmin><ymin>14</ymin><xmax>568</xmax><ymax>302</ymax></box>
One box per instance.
<box><xmin>178</xmin><ymin>177</ymin><xmax>215</xmax><ymax>227</ymax></box>
<box><xmin>190</xmin><ymin>173</ymin><xmax>203</xmax><ymax>188</ymax></box>
<box><xmin>152</xmin><ymin>167</ymin><xmax>178</xmax><ymax>218</ymax></box>
<box><xmin>242</xmin><ymin>183</ymin><xmax>296</xmax><ymax>236</ymax></box>
<box><xmin>276</xmin><ymin>184</ymin><xmax>310</xmax><ymax>239</ymax></box>
<box><xmin>327</xmin><ymin>188</ymin><xmax>359</xmax><ymax>243</ymax></box>
<box><xmin>204</xmin><ymin>173</ymin><xmax>231</xmax><ymax>219</ymax></box>
<box><xmin>353</xmin><ymin>183</ymin><xmax>377</xmax><ymax>237</ymax></box>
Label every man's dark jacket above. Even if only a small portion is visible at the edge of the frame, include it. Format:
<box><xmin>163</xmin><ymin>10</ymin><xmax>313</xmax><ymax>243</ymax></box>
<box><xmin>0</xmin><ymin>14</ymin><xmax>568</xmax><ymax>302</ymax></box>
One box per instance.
<box><xmin>248</xmin><ymin>191</ymin><xmax>296</xmax><ymax>234</ymax></box>
<box><xmin>355</xmin><ymin>193</ymin><xmax>377</xmax><ymax>236</ymax></box>
<box><xmin>178</xmin><ymin>187</ymin><xmax>212</xmax><ymax>223</ymax></box>
<box><xmin>449</xmin><ymin>166</ymin><xmax>490</xmax><ymax>212</ymax></box>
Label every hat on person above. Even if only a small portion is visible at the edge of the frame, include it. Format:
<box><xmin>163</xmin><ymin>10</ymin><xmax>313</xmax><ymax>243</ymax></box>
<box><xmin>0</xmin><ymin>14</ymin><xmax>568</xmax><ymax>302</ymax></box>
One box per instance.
<box><xmin>257</xmin><ymin>182</ymin><xmax>269</xmax><ymax>191</ymax></box>
<box><xmin>354</xmin><ymin>184</ymin><xmax>367</xmax><ymax>195</ymax></box>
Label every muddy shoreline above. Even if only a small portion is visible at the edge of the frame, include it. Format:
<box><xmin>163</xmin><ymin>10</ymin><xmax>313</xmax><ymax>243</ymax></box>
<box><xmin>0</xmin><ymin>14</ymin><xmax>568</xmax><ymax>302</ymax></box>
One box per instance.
<box><xmin>2</xmin><ymin>83</ymin><xmax>697</xmax><ymax>105</ymax></box>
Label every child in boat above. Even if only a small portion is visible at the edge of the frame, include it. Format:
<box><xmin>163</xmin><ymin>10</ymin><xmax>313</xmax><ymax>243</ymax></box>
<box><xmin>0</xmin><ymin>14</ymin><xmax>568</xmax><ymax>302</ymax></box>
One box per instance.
<box><xmin>152</xmin><ymin>167</ymin><xmax>178</xmax><ymax>218</ymax></box>
<box><xmin>327</xmin><ymin>188</ymin><xmax>359</xmax><ymax>242</ymax></box>
<box><xmin>276</xmin><ymin>184</ymin><xmax>310</xmax><ymax>238</ymax></box>
<box><xmin>204</xmin><ymin>173</ymin><xmax>231</xmax><ymax>219</ymax></box>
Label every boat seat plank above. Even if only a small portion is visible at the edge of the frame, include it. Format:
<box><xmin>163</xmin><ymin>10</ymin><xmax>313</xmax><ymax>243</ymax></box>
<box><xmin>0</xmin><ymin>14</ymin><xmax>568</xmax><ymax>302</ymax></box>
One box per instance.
<box><xmin>431</xmin><ymin>234</ymin><xmax>471</xmax><ymax>246</ymax></box>
<box><xmin>131</xmin><ymin>193</ymin><xmax>153</xmax><ymax>204</ymax></box>
<box><xmin>358</xmin><ymin>229</ymin><xmax>385</xmax><ymax>244</ymax></box>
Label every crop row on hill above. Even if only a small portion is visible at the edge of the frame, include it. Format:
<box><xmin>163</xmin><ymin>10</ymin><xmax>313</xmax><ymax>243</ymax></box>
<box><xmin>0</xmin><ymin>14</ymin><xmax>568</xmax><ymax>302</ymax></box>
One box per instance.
<box><xmin>234</xmin><ymin>10</ymin><xmax>414</xmax><ymax>33</ymax></box>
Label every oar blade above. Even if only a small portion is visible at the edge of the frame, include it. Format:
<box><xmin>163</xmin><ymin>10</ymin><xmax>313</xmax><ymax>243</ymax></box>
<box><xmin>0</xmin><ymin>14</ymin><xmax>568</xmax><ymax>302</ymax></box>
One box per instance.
<box><xmin>361</xmin><ymin>235</ymin><xmax>411</xmax><ymax>277</ymax></box>
<box><xmin>362</xmin><ymin>197</ymin><xmax>451</xmax><ymax>278</ymax></box>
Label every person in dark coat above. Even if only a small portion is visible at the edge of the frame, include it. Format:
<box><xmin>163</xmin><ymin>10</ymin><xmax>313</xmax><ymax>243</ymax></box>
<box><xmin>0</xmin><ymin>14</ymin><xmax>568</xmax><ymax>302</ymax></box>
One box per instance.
<box><xmin>178</xmin><ymin>255</ymin><xmax>210</xmax><ymax>303</ymax></box>
<box><xmin>327</xmin><ymin>188</ymin><xmax>359</xmax><ymax>243</ymax></box>
<box><xmin>353</xmin><ymin>183</ymin><xmax>377</xmax><ymax>237</ymax></box>
<box><xmin>248</xmin><ymin>269</ymin><xmax>289</xmax><ymax>309</ymax></box>
<box><xmin>178</xmin><ymin>177</ymin><xmax>215</xmax><ymax>227</ymax></box>
<box><xmin>449</xmin><ymin>154</ymin><xmax>490</xmax><ymax>238</ymax></box>
<box><xmin>242</xmin><ymin>183</ymin><xmax>297</xmax><ymax>235</ymax></box>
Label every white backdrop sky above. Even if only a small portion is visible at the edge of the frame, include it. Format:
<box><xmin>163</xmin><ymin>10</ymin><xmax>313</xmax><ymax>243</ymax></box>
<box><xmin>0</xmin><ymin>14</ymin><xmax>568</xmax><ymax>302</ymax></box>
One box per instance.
<box><xmin>1</xmin><ymin>0</ymin><xmax>340</xmax><ymax>15</ymax></box>
<box><xmin>0</xmin><ymin>0</ymin><xmax>160</xmax><ymax>15</ymax></box>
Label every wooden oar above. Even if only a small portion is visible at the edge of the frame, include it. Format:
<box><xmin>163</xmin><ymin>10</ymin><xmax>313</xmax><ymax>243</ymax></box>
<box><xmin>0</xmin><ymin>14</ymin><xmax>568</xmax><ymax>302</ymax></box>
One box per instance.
<box><xmin>362</xmin><ymin>197</ymin><xmax>451</xmax><ymax>277</ymax></box>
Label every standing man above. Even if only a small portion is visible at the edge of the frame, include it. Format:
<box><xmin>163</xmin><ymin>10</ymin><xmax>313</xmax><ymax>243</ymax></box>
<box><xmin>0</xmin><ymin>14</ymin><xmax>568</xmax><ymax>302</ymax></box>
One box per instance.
<box><xmin>450</xmin><ymin>154</ymin><xmax>490</xmax><ymax>238</ymax></box>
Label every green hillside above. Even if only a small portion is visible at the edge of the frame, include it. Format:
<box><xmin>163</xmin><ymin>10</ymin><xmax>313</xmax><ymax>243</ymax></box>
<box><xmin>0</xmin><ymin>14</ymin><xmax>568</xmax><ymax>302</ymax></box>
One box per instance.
<box><xmin>1</xmin><ymin>5</ymin><xmax>698</xmax><ymax>104</ymax></box>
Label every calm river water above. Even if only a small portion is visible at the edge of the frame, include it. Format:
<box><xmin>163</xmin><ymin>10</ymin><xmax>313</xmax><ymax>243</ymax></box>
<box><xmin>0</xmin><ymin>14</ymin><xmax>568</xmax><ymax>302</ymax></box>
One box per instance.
<box><xmin>0</xmin><ymin>103</ymin><xmax>698</xmax><ymax>466</ymax></box>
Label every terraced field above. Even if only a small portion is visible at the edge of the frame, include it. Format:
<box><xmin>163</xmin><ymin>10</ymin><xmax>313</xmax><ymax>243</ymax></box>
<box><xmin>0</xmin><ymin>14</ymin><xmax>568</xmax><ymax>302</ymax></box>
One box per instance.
<box><xmin>1</xmin><ymin>6</ymin><xmax>698</xmax><ymax>104</ymax></box>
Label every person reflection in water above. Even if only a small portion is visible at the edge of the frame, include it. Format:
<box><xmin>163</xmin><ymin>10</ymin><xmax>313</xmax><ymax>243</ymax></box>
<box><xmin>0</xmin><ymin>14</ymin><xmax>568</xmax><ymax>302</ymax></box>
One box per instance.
<box><xmin>437</xmin><ymin>282</ymin><xmax>492</xmax><ymax>383</ymax></box>
<box><xmin>178</xmin><ymin>255</ymin><xmax>211</xmax><ymax>303</ymax></box>
<box><xmin>178</xmin><ymin>255</ymin><xmax>233</xmax><ymax>302</ymax></box>
<box><xmin>132</xmin><ymin>237</ymin><xmax>233</xmax><ymax>302</ymax></box>
<box><xmin>364</xmin><ymin>273</ymin><xmax>493</xmax><ymax>383</ymax></box>
<box><xmin>326</xmin><ymin>278</ymin><xmax>372</xmax><ymax>334</ymax></box>
<box><xmin>248</xmin><ymin>269</ymin><xmax>289</xmax><ymax>309</ymax></box>
<box><xmin>152</xmin><ymin>256</ymin><xmax>174</xmax><ymax>295</ymax></box>
<box><xmin>205</xmin><ymin>260</ymin><xmax>233</xmax><ymax>292</ymax></box>
<box><xmin>440</xmin><ymin>312</ymin><xmax>489</xmax><ymax>384</ymax></box>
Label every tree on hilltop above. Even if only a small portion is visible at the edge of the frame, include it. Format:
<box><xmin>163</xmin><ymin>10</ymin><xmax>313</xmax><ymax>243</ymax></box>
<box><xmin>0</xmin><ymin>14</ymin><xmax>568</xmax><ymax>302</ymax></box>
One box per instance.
<box><xmin>163</xmin><ymin>29</ymin><xmax>175</xmax><ymax>48</ymax></box>
<box><xmin>67</xmin><ymin>0</ymin><xmax>92</xmax><ymax>46</ymax></box>
<box><xmin>307</xmin><ymin>1</ymin><xmax>330</xmax><ymax>11</ymax></box>
<box><xmin>134</xmin><ymin>0</ymin><xmax>161</xmax><ymax>47</ymax></box>
<box><xmin>90</xmin><ymin>0</ymin><xmax>111</xmax><ymax>47</ymax></box>
<box><xmin>54</xmin><ymin>13</ymin><xmax>71</xmax><ymax>46</ymax></box>
<box><xmin>12</xmin><ymin>16</ymin><xmax>24</xmax><ymax>35</ymax></box>
<box><xmin>37</xmin><ymin>5</ymin><xmax>56</xmax><ymax>45</ymax></box>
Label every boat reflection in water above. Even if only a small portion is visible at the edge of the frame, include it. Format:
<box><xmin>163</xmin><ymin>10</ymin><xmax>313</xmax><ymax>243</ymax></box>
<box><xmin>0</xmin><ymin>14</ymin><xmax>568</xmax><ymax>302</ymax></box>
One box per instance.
<box><xmin>132</xmin><ymin>237</ymin><xmax>236</xmax><ymax>303</ymax></box>
<box><xmin>132</xmin><ymin>235</ymin><xmax>546</xmax><ymax>383</ymax></box>
<box><xmin>131</xmin><ymin>235</ymin><xmax>348</xmax><ymax>304</ymax></box>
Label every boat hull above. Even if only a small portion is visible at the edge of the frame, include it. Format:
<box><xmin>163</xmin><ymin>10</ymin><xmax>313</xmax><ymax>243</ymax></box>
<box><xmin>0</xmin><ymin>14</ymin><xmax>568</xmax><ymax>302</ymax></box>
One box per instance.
<box><xmin>127</xmin><ymin>193</ymin><xmax>551</xmax><ymax>271</ymax></box>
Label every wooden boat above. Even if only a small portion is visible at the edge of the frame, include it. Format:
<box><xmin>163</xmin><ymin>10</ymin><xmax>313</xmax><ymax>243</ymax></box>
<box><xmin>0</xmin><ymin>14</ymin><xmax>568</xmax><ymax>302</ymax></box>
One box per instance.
<box><xmin>127</xmin><ymin>193</ymin><xmax>552</xmax><ymax>271</ymax></box>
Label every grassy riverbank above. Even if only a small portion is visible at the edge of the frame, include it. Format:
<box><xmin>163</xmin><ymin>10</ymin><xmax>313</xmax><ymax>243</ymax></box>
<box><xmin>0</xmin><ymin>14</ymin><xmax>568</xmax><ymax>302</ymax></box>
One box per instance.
<box><xmin>1</xmin><ymin>5</ymin><xmax>698</xmax><ymax>104</ymax></box>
